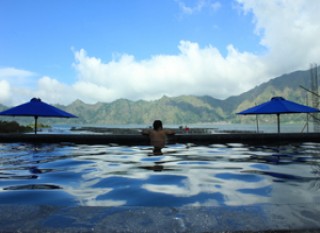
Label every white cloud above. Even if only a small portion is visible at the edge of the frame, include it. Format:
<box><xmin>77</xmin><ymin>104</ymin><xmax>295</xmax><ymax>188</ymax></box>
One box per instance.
<box><xmin>34</xmin><ymin>76</ymin><xmax>76</xmax><ymax>104</ymax></box>
<box><xmin>176</xmin><ymin>0</ymin><xmax>221</xmax><ymax>15</ymax></box>
<box><xmin>0</xmin><ymin>80</ymin><xmax>11</xmax><ymax>104</ymax></box>
<box><xmin>237</xmin><ymin>0</ymin><xmax>320</xmax><ymax>75</ymax></box>
<box><xmin>0</xmin><ymin>70</ymin><xmax>75</xmax><ymax>106</ymax></box>
<box><xmin>0</xmin><ymin>67</ymin><xmax>34</xmax><ymax>79</ymax></box>
<box><xmin>67</xmin><ymin>0</ymin><xmax>320</xmax><ymax>104</ymax></box>
<box><xmin>0</xmin><ymin>67</ymin><xmax>36</xmax><ymax>86</ymax></box>
<box><xmin>0</xmin><ymin>67</ymin><xmax>38</xmax><ymax>105</ymax></box>
<box><xmin>2</xmin><ymin>0</ymin><xmax>320</xmax><ymax>106</ymax></box>
<box><xmin>68</xmin><ymin>0</ymin><xmax>320</xmax><ymax>104</ymax></box>
<box><xmin>73</xmin><ymin>81</ymin><xmax>118</xmax><ymax>103</ymax></box>
<box><xmin>72</xmin><ymin>41</ymin><xmax>266</xmax><ymax>103</ymax></box>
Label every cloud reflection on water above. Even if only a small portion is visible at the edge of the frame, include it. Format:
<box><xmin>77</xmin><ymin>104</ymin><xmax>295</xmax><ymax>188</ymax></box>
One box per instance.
<box><xmin>0</xmin><ymin>142</ymin><xmax>319</xmax><ymax>207</ymax></box>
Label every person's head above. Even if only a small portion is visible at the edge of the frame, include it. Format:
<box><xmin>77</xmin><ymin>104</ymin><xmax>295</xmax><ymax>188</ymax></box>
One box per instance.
<box><xmin>153</xmin><ymin>120</ymin><xmax>163</xmax><ymax>130</ymax></box>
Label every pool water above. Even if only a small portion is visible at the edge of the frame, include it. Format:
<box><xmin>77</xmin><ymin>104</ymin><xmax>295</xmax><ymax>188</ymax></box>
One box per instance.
<box><xmin>0</xmin><ymin>142</ymin><xmax>320</xmax><ymax>207</ymax></box>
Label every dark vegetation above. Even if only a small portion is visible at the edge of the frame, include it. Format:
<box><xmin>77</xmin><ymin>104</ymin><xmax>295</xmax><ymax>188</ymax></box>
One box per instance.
<box><xmin>0</xmin><ymin>121</ymin><xmax>33</xmax><ymax>133</ymax></box>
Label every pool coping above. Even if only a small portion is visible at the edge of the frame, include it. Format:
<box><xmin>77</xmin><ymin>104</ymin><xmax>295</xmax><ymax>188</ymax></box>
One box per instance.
<box><xmin>1</xmin><ymin>204</ymin><xmax>320</xmax><ymax>232</ymax></box>
<box><xmin>1</xmin><ymin>133</ymin><xmax>320</xmax><ymax>145</ymax></box>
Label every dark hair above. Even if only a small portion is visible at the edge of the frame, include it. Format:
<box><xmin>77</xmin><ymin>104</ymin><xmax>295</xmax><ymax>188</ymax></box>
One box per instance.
<box><xmin>153</xmin><ymin>120</ymin><xmax>163</xmax><ymax>130</ymax></box>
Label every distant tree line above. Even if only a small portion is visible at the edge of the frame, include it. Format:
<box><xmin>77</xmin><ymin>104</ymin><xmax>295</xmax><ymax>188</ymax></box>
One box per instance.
<box><xmin>0</xmin><ymin>120</ymin><xmax>33</xmax><ymax>133</ymax></box>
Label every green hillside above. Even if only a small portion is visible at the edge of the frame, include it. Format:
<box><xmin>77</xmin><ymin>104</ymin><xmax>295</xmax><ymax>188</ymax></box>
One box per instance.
<box><xmin>0</xmin><ymin>68</ymin><xmax>317</xmax><ymax>125</ymax></box>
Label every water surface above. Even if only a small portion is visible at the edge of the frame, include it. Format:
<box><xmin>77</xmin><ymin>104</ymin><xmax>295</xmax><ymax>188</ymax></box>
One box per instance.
<box><xmin>0</xmin><ymin>142</ymin><xmax>320</xmax><ymax>207</ymax></box>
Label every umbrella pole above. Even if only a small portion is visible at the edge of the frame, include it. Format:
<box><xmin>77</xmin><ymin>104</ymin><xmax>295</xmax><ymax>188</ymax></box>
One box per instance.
<box><xmin>277</xmin><ymin>114</ymin><xmax>280</xmax><ymax>133</ymax></box>
<box><xmin>34</xmin><ymin>116</ymin><xmax>38</xmax><ymax>134</ymax></box>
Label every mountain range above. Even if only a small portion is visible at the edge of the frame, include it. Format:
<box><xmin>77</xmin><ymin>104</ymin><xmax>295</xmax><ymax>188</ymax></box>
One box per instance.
<box><xmin>0</xmin><ymin>68</ymin><xmax>316</xmax><ymax>125</ymax></box>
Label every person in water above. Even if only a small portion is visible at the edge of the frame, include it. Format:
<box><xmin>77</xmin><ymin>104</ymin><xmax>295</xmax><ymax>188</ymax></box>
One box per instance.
<box><xmin>142</xmin><ymin>120</ymin><xmax>175</xmax><ymax>155</ymax></box>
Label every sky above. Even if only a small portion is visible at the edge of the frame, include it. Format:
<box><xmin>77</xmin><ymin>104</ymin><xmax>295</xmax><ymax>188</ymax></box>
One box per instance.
<box><xmin>1</xmin><ymin>0</ymin><xmax>320</xmax><ymax>106</ymax></box>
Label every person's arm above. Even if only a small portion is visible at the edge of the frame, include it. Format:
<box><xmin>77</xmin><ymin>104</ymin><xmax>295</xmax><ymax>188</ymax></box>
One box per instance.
<box><xmin>165</xmin><ymin>129</ymin><xmax>175</xmax><ymax>135</ymax></box>
<box><xmin>141</xmin><ymin>128</ymin><xmax>150</xmax><ymax>135</ymax></box>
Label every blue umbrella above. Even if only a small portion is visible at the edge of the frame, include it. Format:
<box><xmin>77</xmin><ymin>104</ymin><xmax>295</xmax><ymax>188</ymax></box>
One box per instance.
<box><xmin>0</xmin><ymin>98</ymin><xmax>77</xmax><ymax>134</ymax></box>
<box><xmin>237</xmin><ymin>97</ymin><xmax>320</xmax><ymax>133</ymax></box>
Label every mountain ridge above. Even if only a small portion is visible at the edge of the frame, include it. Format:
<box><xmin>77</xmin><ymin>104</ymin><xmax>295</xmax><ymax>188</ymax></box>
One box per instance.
<box><xmin>0</xmin><ymin>68</ymin><xmax>316</xmax><ymax>125</ymax></box>
<box><xmin>61</xmin><ymin>68</ymin><xmax>314</xmax><ymax>124</ymax></box>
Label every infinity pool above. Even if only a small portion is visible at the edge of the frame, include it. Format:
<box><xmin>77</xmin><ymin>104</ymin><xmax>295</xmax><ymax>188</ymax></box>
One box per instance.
<box><xmin>0</xmin><ymin>142</ymin><xmax>320</xmax><ymax>208</ymax></box>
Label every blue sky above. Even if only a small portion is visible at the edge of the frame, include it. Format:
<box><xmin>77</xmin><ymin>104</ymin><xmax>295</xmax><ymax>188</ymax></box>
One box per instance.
<box><xmin>1</xmin><ymin>0</ymin><xmax>320</xmax><ymax>105</ymax></box>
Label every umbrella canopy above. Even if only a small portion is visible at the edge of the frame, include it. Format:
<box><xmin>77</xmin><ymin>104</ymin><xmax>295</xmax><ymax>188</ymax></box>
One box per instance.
<box><xmin>0</xmin><ymin>98</ymin><xmax>77</xmax><ymax>134</ymax></box>
<box><xmin>237</xmin><ymin>97</ymin><xmax>320</xmax><ymax>133</ymax></box>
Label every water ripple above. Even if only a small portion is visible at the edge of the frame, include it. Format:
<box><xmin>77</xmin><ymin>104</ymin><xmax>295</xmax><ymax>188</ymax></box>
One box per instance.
<box><xmin>0</xmin><ymin>142</ymin><xmax>319</xmax><ymax>207</ymax></box>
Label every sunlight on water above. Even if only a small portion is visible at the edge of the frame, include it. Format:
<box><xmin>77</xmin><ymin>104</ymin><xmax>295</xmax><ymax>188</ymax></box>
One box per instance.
<box><xmin>0</xmin><ymin>142</ymin><xmax>320</xmax><ymax>207</ymax></box>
